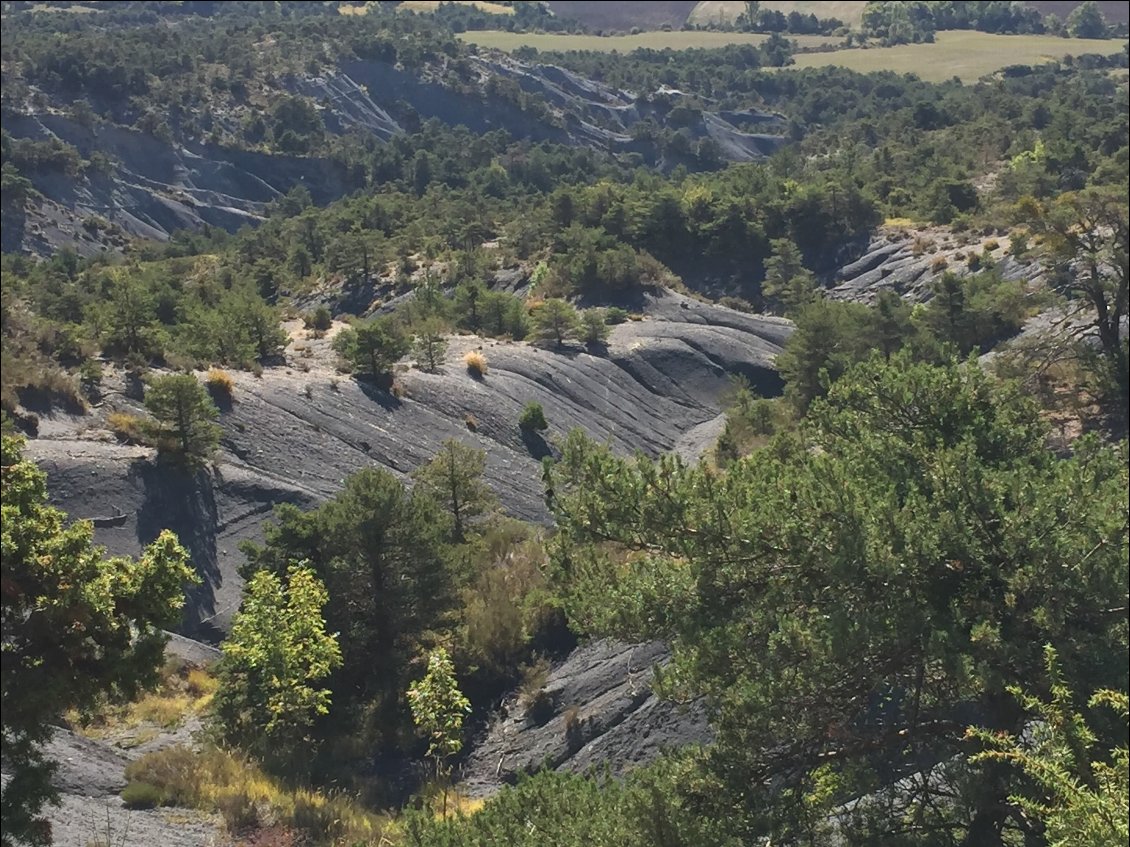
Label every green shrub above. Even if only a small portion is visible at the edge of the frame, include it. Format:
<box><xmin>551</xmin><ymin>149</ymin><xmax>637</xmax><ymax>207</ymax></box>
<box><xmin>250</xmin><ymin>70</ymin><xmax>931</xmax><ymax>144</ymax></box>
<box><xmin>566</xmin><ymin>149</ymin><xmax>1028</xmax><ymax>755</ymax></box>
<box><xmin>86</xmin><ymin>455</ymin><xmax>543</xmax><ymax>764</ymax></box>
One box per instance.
<box><xmin>518</xmin><ymin>402</ymin><xmax>548</xmax><ymax>432</ymax></box>
<box><xmin>121</xmin><ymin>781</ymin><xmax>166</xmax><ymax>809</ymax></box>
<box><xmin>305</xmin><ymin>306</ymin><xmax>333</xmax><ymax>333</ymax></box>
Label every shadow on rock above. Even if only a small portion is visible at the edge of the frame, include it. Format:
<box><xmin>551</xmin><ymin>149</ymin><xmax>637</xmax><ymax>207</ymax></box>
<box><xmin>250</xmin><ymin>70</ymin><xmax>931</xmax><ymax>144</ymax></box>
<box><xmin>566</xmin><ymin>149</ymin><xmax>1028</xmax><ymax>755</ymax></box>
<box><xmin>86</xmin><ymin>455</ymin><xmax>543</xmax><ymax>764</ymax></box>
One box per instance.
<box><xmin>131</xmin><ymin>459</ymin><xmax>223</xmax><ymax>643</ymax></box>
<box><xmin>206</xmin><ymin>384</ymin><xmax>234</xmax><ymax>413</ymax></box>
<box><xmin>521</xmin><ymin>429</ymin><xmax>554</xmax><ymax>461</ymax></box>
<box><xmin>124</xmin><ymin>370</ymin><xmax>146</xmax><ymax>401</ymax></box>
<box><xmin>357</xmin><ymin>377</ymin><xmax>402</xmax><ymax>411</ymax></box>
<box><xmin>584</xmin><ymin>340</ymin><xmax>608</xmax><ymax>357</ymax></box>
<box><xmin>17</xmin><ymin>385</ymin><xmax>87</xmax><ymax>416</ymax></box>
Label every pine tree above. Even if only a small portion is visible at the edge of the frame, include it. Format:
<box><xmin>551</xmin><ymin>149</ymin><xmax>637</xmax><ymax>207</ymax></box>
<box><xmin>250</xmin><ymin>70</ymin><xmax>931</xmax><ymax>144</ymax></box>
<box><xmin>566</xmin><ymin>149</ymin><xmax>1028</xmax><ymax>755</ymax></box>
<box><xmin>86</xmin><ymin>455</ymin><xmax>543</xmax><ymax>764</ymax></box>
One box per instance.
<box><xmin>762</xmin><ymin>237</ymin><xmax>818</xmax><ymax>315</ymax></box>
<box><xmin>413</xmin><ymin>319</ymin><xmax>449</xmax><ymax>373</ymax></box>
<box><xmin>332</xmin><ymin>316</ymin><xmax>410</xmax><ymax>379</ymax></box>
<box><xmin>413</xmin><ymin>439</ymin><xmax>496</xmax><ymax>543</ymax></box>
<box><xmin>545</xmin><ymin>355</ymin><xmax>1128</xmax><ymax>844</ymax></box>
<box><xmin>580</xmin><ymin>308</ymin><xmax>610</xmax><ymax>346</ymax></box>
<box><xmin>143</xmin><ymin>373</ymin><xmax>222</xmax><ymax>463</ymax></box>
<box><xmin>532</xmin><ymin>299</ymin><xmax>581</xmax><ymax>346</ymax></box>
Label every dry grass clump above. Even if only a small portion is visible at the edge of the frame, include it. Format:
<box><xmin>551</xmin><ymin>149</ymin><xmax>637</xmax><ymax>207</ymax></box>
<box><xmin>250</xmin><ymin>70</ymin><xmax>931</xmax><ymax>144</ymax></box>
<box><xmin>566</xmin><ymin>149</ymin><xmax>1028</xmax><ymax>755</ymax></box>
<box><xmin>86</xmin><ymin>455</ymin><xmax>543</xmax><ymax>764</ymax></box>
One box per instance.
<box><xmin>107</xmin><ymin>411</ymin><xmax>146</xmax><ymax>444</ymax></box>
<box><xmin>70</xmin><ymin>658</ymin><xmax>218</xmax><ymax>737</ymax></box>
<box><xmin>930</xmin><ymin>256</ymin><xmax>949</xmax><ymax>273</ymax></box>
<box><xmin>123</xmin><ymin>746</ymin><xmax>392</xmax><ymax>842</ymax></box>
<box><xmin>464</xmin><ymin>350</ymin><xmax>488</xmax><ymax>377</ymax></box>
<box><xmin>205</xmin><ymin>368</ymin><xmax>235</xmax><ymax>398</ymax></box>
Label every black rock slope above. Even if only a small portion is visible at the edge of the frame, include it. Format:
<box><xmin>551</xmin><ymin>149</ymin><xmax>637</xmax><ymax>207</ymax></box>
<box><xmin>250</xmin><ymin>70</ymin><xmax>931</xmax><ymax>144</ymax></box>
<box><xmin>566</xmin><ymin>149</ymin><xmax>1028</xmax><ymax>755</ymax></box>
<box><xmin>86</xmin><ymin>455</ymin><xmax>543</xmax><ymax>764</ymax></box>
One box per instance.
<box><xmin>27</xmin><ymin>290</ymin><xmax>792</xmax><ymax>639</ymax></box>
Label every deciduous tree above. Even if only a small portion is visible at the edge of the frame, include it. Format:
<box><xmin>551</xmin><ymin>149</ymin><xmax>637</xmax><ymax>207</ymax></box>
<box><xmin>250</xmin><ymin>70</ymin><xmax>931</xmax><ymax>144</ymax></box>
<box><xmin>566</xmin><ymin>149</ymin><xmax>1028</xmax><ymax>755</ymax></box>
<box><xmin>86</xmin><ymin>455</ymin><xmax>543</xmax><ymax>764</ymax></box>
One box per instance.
<box><xmin>213</xmin><ymin>564</ymin><xmax>341</xmax><ymax>769</ymax></box>
<box><xmin>1</xmin><ymin>435</ymin><xmax>196</xmax><ymax>844</ymax></box>
<box><xmin>407</xmin><ymin>647</ymin><xmax>470</xmax><ymax>816</ymax></box>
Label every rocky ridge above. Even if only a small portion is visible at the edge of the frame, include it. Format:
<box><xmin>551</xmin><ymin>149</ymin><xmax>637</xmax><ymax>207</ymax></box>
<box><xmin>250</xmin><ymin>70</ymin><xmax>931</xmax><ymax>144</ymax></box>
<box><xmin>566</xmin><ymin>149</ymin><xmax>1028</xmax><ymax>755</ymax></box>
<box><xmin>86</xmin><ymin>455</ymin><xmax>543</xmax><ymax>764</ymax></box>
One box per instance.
<box><xmin>27</xmin><ymin>288</ymin><xmax>791</xmax><ymax>637</ymax></box>
<box><xmin>828</xmin><ymin>226</ymin><xmax>1042</xmax><ymax>303</ymax></box>
<box><xmin>3</xmin><ymin>55</ymin><xmax>785</xmax><ymax>257</ymax></box>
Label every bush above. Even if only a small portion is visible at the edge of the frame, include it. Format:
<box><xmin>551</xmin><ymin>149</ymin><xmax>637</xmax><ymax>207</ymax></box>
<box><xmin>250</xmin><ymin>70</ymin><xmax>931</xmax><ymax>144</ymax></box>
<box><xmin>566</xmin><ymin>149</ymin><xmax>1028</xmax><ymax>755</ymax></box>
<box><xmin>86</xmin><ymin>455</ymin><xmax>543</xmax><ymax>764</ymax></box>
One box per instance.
<box><xmin>305</xmin><ymin>306</ymin><xmax>333</xmax><ymax>333</ymax></box>
<box><xmin>124</xmin><ymin>745</ymin><xmax>203</xmax><ymax>807</ymax></box>
<box><xmin>124</xmin><ymin>745</ymin><xmax>391</xmax><ymax>842</ymax></box>
<box><xmin>121</xmin><ymin>781</ymin><xmax>166</xmax><ymax>809</ymax></box>
<box><xmin>518</xmin><ymin>402</ymin><xmax>548</xmax><ymax>432</ymax></box>
<box><xmin>604</xmin><ymin>306</ymin><xmax>629</xmax><ymax>324</ymax></box>
<box><xmin>517</xmin><ymin>657</ymin><xmax>554</xmax><ymax>724</ymax></box>
<box><xmin>458</xmin><ymin>531</ymin><xmax>558</xmax><ymax>688</ymax></box>
<box><xmin>216</xmin><ymin>788</ymin><xmax>259</xmax><ymax>832</ymax></box>
<box><xmin>107</xmin><ymin>411</ymin><xmax>145</xmax><ymax>444</ymax></box>
<box><xmin>464</xmin><ymin>350</ymin><xmax>488</xmax><ymax>377</ymax></box>
<box><xmin>205</xmin><ymin>368</ymin><xmax>235</xmax><ymax>398</ymax></box>
<box><xmin>718</xmin><ymin>296</ymin><xmax>754</xmax><ymax>313</ymax></box>
<box><xmin>580</xmin><ymin>309</ymin><xmax>610</xmax><ymax>346</ymax></box>
<box><xmin>930</xmin><ymin>256</ymin><xmax>949</xmax><ymax>273</ymax></box>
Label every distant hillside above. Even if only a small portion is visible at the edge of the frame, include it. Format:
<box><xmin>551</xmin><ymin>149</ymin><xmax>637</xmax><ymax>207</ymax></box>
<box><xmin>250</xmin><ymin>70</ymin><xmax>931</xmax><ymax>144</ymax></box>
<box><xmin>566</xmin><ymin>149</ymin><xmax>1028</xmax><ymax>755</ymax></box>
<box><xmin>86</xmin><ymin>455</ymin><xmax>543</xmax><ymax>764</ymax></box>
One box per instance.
<box><xmin>546</xmin><ymin>1</ymin><xmax>698</xmax><ymax>32</ymax></box>
<box><xmin>690</xmin><ymin>1</ymin><xmax>868</xmax><ymax>28</ymax></box>
<box><xmin>689</xmin><ymin>0</ymin><xmax>1128</xmax><ymax>28</ymax></box>
<box><xmin>1027</xmin><ymin>1</ymin><xmax>1129</xmax><ymax>25</ymax></box>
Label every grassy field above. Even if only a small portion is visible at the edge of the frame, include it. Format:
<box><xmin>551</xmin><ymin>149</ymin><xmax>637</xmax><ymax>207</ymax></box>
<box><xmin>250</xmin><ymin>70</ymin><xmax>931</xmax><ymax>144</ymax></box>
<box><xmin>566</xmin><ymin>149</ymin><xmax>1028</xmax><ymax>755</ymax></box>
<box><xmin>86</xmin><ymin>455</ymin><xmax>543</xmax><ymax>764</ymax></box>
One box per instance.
<box><xmin>459</xmin><ymin>30</ymin><xmax>841</xmax><ymax>52</ymax></box>
<box><xmin>788</xmin><ymin>31</ymin><xmax>1129</xmax><ymax>83</ymax></box>
<box><xmin>689</xmin><ymin>1</ymin><xmax>867</xmax><ymax>28</ymax></box>
<box><xmin>462</xmin><ymin>28</ymin><xmax>1126</xmax><ymax>83</ymax></box>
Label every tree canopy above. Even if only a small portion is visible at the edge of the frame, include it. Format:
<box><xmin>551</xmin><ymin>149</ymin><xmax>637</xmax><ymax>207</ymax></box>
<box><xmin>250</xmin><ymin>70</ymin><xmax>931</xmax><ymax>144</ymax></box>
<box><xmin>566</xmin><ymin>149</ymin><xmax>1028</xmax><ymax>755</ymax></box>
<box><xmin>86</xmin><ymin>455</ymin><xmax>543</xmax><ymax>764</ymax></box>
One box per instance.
<box><xmin>544</xmin><ymin>355</ymin><xmax>1129</xmax><ymax>844</ymax></box>
<box><xmin>213</xmin><ymin>564</ymin><xmax>341</xmax><ymax>771</ymax></box>
<box><xmin>143</xmin><ymin>373</ymin><xmax>223</xmax><ymax>463</ymax></box>
<box><xmin>1</xmin><ymin>435</ymin><xmax>197</xmax><ymax>845</ymax></box>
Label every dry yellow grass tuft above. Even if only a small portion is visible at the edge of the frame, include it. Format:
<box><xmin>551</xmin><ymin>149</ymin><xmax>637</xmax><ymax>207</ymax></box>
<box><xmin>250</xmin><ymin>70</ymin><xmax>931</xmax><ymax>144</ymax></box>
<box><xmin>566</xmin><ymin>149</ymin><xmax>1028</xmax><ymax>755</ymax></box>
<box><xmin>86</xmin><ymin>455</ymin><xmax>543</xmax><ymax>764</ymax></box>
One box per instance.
<box><xmin>464</xmin><ymin>350</ymin><xmax>488</xmax><ymax>377</ymax></box>
<box><xmin>106</xmin><ymin>411</ymin><xmax>146</xmax><ymax>444</ymax></box>
<box><xmin>124</xmin><ymin>745</ymin><xmax>393</xmax><ymax>842</ymax></box>
<box><xmin>69</xmin><ymin>659</ymin><xmax>218</xmax><ymax>738</ymax></box>
<box><xmin>204</xmin><ymin>368</ymin><xmax>235</xmax><ymax>397</ymax></box>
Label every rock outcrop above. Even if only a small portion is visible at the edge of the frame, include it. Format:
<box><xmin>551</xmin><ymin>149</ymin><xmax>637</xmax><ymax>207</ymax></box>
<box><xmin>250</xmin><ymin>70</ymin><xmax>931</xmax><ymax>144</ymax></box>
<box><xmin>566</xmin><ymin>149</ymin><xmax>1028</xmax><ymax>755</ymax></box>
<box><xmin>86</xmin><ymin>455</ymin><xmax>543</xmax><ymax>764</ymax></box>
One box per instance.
<box><xmin>458</xmin><ymin>640</ymin><xmax>711</xmax><ymax>798</ymax></box>
<box><xmin>27</xmin><ymin>289</ymin><xmax>791</xmax><ymax>638</ymax></box>
<box><xmin>0</xmin><ymin>729</ymin><xmax>226</xmax><ymax>847</ymax></box>
<box><xmin>827</xmin><ymin>228</ymin><xmax>1042</xmax><ymax>304</ymax></box>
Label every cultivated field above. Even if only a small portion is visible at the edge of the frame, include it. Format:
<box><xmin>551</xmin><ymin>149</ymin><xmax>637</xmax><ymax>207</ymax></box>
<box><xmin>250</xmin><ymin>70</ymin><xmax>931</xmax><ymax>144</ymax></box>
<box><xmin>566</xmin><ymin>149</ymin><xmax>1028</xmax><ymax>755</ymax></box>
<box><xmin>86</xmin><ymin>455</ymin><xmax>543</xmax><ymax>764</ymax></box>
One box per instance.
<box><xmin>459</xmin><ymin>29</ymin><xmax>841</xmax><ymax>52</ymax></box>
<box><xmin>788</xmin><ymin>30</ymin><xmax>1129</xmax><ymax>83</ymax></box>
<box><xmin>689</xmin><ymin>1</ymin><xmax>868</xmax><ymax>28</ymax></box>
<box><xmin>462</xmin><ymin>28</ymin><xmax>1127</xmax><ymax>83</ymax></box>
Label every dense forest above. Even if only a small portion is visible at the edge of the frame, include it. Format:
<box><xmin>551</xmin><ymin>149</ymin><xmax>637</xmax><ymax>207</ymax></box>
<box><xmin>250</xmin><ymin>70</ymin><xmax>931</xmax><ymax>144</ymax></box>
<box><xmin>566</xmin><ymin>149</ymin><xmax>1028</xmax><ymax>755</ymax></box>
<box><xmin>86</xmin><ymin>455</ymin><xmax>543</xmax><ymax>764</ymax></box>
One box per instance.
<box><xmin>1</xmin><ymin>2</ymin><xmax>1127</xmax><ymax>847</ymax></box>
